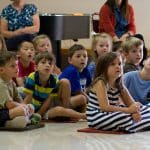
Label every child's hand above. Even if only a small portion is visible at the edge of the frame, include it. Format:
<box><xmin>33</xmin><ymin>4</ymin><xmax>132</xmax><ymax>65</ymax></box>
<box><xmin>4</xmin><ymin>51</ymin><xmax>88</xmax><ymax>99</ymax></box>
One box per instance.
<box><xmin>134</xmin><ymin>102</ymin><xmax>142</xmax><ymax>109</ymax></box>
<box><xmin>128</xmin><ymin>103</ymin><xmax>140</xmax><ymax>113</ymax></box>
<box><xmin>132</xmin><ymin>112</ymin><xmax>141</xmax><ymax>122</ymax></box>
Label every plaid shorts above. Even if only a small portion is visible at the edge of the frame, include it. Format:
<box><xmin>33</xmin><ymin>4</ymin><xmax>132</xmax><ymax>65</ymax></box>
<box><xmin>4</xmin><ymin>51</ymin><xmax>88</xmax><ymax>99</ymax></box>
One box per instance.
<box><xmin>0</xmin><ymin>108</ymin><xmax>10</xmax><ymax>127</ymax></box>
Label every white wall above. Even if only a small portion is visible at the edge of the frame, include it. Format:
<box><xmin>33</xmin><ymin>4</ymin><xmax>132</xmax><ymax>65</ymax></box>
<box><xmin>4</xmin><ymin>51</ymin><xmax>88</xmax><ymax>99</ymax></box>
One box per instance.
<box><xmin>1</xmin><ymin>0</ymin><xmax>150</xmax><ymax>48</ymax></box>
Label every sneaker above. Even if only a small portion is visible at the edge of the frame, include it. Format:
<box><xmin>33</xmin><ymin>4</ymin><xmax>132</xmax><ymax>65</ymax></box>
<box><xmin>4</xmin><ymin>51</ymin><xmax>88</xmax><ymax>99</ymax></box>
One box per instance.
<box><xmin>30</xmin><ymin>113</ymin><xmax>41</xmax><ymax>125</ymax></box>
<box><xmin>5</xmin><ymin>116</ymin><xmax>29</xmax><ymax>128</ymax></box>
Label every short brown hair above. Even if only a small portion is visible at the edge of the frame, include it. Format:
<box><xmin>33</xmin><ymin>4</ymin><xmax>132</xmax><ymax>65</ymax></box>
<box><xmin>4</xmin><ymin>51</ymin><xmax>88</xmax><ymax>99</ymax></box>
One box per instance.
<box><xmin>68</xmin><ymin>44</ymin><xmax>86</xmax><ymax>58</ymax></box>
<box><xmin>122</xmin><ymin>37</ymin><xmax>143</xmax><ymax>53</ymax></box>
<box><xmin>34</xmin><ymin>51</ymin><xmax>56</xmax><ymax>65</ymax></box>
<box><xmin>0</xmin><ymin>51</ymin><xmax>16</xmax><ymax>67</ymax></box>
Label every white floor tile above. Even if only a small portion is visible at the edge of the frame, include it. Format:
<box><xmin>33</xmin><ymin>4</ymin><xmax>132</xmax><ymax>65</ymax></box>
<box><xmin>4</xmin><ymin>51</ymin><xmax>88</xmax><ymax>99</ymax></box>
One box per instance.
<box><xmin>0</xmin><ymin>121</ymin><xmax>150</xmax><ymax>150</ymax></box>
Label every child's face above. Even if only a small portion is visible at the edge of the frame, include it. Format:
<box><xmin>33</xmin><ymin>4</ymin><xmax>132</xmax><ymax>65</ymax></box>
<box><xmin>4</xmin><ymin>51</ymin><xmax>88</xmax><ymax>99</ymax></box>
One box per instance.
<box><xmin>36</xmin><ymin>38</ymin><xmax>52</xmax><ymax>54</ymax></box>
<box><xmin>95</xmin><ymin>39</ymin><xmax>111</xmax><ymax>56</ymax></box>
<box><xmin>107</xmin><ymin>56</ymin><xmax>123</xmax><ymax>80</ymax></box>
<box><xmin>0</xmin><ymin>58</ymin><xmax>18</xmax><ymax>80</ymax></box>
<box><xmin>35</xmin><ymin>58</ymin><xmax>54</xmax><ymax>76</ymax></box>
<box><xmin>18</xmin><ymin>41</ymin><xmax>35</xmax><ymax>62</ymax></box>
<box><xmin>125</xmin><ymin>45</ymin><xmax>143</xmax><ymax>66</ymax></box>
<box><xmin>68</xmin><ymin>50</ymin><xmax>88</xmax><ymax>71</ymax></box>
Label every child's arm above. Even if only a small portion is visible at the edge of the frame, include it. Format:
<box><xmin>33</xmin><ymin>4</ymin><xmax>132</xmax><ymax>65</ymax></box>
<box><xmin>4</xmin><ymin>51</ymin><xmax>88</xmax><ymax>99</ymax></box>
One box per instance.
<box><xmin>93</xmin><ymin>80</ymin><xmax>139</xmax><ymax>114</ymax></box>
<box><xmin>37</xmin><ymin>96</ymin><xmax>52</xmax><ymax>116</ymax></box>
<box><xmin>16</xmin><ymin>77</ymin><xmax>25</xmax><ymax>87</ymax></box>
<box><xmin>23</xmin><ymin>93</ymin><xmax>33</xmax><ymax>104</ymax></box>
<box><xmin>5</xmin><ymin>101</ymin><xmax>21</xmax><ymax>109</ymax></box>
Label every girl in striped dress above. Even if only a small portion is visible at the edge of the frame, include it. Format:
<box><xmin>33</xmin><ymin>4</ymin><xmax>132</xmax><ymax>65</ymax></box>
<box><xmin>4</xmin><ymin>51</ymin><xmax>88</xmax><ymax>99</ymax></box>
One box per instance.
<box><xmin>86</xmin><ymin>52</ymin><xmax>150</xmax><ymax>133</ymax></box>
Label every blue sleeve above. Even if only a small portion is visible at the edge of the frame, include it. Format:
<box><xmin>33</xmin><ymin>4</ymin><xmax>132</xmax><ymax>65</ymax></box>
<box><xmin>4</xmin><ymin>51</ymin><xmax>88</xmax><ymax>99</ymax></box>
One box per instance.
<box><xmin>123</xmin><ymin>73</ymin><xmax>131</xmax><ymax>89</ymax></box>
<box><xmin>59</xmin><ymin>66</ymin><xmax>81</xmax><ymax>94</ymax></box>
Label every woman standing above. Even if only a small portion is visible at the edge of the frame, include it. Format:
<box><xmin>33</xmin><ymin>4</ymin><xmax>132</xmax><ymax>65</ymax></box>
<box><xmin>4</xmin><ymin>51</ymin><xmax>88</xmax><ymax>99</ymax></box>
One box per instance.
<box><xmin>1</xmin><ymin>0</ymin><xmax>40</xmax><ymax>51</ymax></box>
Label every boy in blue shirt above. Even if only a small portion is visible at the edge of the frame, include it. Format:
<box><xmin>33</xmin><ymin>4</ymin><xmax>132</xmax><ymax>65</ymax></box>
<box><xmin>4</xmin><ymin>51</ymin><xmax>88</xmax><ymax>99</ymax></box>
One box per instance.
<box><xmin>124</xmin><ymin>56</ymin><xmax>150</xmax><ymax>105</ymax></box>
<box><xmin>23</xmin><ymin>52</ymin><xmax>85</xmax><ymax>120</ymax></box>
<box><xmin>59</xmin><ymin>44</ymin><xmax>91</xmax><ymax>112</ymax></box>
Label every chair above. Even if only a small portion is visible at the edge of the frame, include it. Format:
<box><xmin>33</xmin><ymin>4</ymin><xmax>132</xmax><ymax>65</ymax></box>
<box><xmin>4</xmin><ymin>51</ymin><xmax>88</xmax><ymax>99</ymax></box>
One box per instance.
<box><xmin>91</xmin><ymin>12</ymin><xmax>99</xmax><ymax>33</ymax></box>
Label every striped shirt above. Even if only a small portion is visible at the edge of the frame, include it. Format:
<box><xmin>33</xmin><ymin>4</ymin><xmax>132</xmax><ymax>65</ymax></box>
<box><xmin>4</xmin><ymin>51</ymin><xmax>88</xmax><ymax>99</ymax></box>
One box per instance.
<box><xmin>24</xmin><ymin>71</ymin><xmax>59</xmax><ymax>111</ymax></box>
<box><xmin>86</xmin><ymin>84</ymin><xmax>150</xmax><ymax>133</ymax></box>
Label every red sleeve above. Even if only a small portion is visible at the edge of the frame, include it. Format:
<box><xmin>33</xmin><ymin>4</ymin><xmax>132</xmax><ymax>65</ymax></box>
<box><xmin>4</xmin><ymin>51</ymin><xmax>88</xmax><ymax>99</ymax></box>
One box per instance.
<box><xmin>99</xmin><ymin>4</ymin><xmax>116</xmax><ymax>37</ymax></box>
<box><xmin>99</xmin><ymin>4</ymin><xmax>136</xmax><ymax>37</ymax></box>
<box><xmin>127</xmin><ymin>5</ymin><xmax>136</xmax><ymax>34</ymax></box>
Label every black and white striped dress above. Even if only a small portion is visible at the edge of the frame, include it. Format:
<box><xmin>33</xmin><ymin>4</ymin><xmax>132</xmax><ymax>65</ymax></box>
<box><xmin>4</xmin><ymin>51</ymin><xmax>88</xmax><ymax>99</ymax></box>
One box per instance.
<box><xmin>86</xmin><ymin>87</ymin><xmax>150</xmax><ymax>133</ymax></box>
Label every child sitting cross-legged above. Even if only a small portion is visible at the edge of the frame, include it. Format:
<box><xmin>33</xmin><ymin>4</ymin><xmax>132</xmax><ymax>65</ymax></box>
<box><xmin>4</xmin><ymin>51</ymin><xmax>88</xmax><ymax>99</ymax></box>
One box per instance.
<box><xmin>0</xmin><ymin>51</ymin><xmax>35</xmax><ymax>128</ymax></box>
<box><xmin>23</xmin><ymin>51</ymin><xmax>86</xmax><ymax>120</ymax></box>
<box><xmin>86</xmin><ymin>52</ymin><xmax>150</xmax><ymax>133</ymax></box>
<box><xmin>59</xmin><ymin>44</ymin><xmax>92</xmax><ymax>113</ymax></box>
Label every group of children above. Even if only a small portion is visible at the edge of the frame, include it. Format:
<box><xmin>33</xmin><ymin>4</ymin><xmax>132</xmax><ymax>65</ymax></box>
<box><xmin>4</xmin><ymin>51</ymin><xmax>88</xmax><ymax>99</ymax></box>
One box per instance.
<box><xmin>0</xmin><ymin>33</ymin><xmax>88</xmax><ymax>128</ymax></box>
<box><xmin>0</xmin><ymin>31</ymin><xmax>150</xmax><ymax>133</ymax></box>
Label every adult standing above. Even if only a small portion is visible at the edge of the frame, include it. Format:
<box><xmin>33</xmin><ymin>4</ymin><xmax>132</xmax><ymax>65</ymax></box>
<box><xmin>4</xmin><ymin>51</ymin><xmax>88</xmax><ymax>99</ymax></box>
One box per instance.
<box><xmin>99</xmin><ymin>0</ymin><xmax>136</xmax><ymax>42</ymax></box>
<box><xmin>0</xmin><ymin>0</ymin><xmax>40</xmax><ymax>51</ymax></box>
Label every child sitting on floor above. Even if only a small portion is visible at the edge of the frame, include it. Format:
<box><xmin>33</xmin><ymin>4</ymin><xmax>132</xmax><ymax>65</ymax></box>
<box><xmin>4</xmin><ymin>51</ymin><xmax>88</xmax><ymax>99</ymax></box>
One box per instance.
<box><xmin>59</xmin><ymin>44</ymin><xmax>91</xmax><ymax>112</ymax></box>
<box><xmin>23</xmin><ymin>51</ymin><xmax>85</xmax><ymax>120</ymax></box>
<box><xmin>86</xmin><ymin>52</ymin><xmax>150</xmax><ymax>133</ymax></box>
<box><xmin>0</xmin><ymin>51</ymin><xmax>35</xmax><ymax>128</ymax></box>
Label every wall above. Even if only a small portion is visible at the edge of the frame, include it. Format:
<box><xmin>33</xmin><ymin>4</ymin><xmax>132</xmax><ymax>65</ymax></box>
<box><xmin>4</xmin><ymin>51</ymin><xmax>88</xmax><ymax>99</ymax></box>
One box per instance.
<box><xmin>0</xmin><ymin>0</ymin><xmax>150</xmax><ymax>48</ymax></box>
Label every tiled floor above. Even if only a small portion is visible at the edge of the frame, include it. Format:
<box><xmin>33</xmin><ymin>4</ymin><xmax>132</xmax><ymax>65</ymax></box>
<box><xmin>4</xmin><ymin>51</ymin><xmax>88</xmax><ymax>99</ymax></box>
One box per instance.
<box><xmin>0</xmin><ymin>121</ymin><xmax>150</xmax><ymax>150</ymax></box>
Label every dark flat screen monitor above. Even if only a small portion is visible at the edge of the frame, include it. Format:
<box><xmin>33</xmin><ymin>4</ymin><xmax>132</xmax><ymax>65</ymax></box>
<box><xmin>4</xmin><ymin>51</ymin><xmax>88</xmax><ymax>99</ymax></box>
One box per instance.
<box><xmin>39</xmin><ymin>14</ymin><xmax>90</xmax><ymax>40</ymax></box>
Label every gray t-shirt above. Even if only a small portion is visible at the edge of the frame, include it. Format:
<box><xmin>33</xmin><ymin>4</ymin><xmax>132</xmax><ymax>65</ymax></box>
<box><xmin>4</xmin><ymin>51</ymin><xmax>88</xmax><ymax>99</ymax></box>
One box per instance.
<box><xmin>0</xmin><ymin>78</ymin><xmax>21</xmax><ymax>108</ymax></box>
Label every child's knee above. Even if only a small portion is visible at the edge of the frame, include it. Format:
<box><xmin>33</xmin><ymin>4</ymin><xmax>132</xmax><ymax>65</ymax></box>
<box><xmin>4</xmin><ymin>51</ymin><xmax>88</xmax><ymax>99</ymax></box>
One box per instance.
<box><xmin>54</xmin><ymin>106</ymin><xmax>65</xmax><ymax>113</ymax></box>
<box><xmin>59</xmin><ymin>79</ymin><xmax>70</xmax><ymax>87</ymax></box>
<box><xmin>80</xmin><ymin>95</ymin><xmax>87</xmax><ymax>104</ymax></box>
